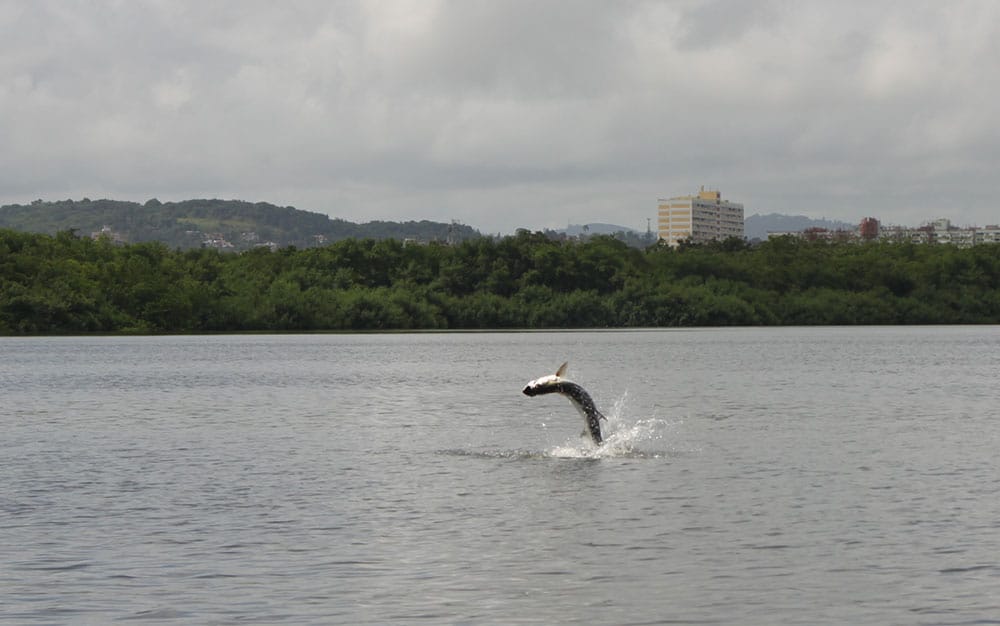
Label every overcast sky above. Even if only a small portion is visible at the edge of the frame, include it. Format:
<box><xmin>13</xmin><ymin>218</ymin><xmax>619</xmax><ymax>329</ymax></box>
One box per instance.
<box><xmin>3</xmin><ymin>1</ymin><xmax>999</xmax><ymax>233</ymax></box>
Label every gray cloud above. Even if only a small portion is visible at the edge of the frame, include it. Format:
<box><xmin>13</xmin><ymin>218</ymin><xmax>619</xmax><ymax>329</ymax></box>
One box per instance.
<box><xmin>2</xmin><ymin>1</ymin><xmax>1000</xmax><ymax>233</ymax></box>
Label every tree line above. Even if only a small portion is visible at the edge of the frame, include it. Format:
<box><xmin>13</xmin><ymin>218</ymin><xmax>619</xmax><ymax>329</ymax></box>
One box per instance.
<box><xmin>3</xmin><ymin>227</ymin><xmax>1000</xmax><ymax>334</ymax></box>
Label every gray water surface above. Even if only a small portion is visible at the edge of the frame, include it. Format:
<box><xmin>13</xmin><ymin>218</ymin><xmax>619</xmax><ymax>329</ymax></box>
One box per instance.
<box><xmin>2</xmin><ymin>328</ymin><xmax>999</xmax><ymax>624</ymax></box>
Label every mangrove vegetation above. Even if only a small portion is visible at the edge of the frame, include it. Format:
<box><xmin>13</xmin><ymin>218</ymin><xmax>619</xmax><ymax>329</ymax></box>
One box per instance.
<box><xmin>3</xmin><ymin>227</ymin><xmax>1000</xmax><ymax>334</ymax></box>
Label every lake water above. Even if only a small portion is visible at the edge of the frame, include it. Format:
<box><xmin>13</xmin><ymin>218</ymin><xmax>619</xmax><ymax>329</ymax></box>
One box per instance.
<box><xmin>2</xmin><ymin>327</ymin><xmax>999</xmax><ymax>625</ymax></box>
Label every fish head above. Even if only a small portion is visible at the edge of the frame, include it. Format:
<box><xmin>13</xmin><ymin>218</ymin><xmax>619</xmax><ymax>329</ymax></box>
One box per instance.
<box><xmin>522</xmin><ymin>373</ymin><xmax>561</xmax><ymax>396</ymax></box>
<box><xmin>522</xmin><ymin>362</ymin><xmax>569</xmax><ymax>396</ymax></box>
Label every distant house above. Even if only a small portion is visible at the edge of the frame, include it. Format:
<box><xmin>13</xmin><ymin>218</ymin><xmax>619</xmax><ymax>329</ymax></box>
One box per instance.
<box><xmin>90</xmin><ymin>225</ymin><xmax>125</xmax><ymax>243</ymax></box>
<box><xmin>202</xmin><ymin>234</ymin><xmax>234</xmax><ymax>249</ymax></box>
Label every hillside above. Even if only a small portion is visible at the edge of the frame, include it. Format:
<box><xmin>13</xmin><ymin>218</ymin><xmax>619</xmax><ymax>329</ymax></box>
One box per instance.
<box><xmin>562</xmin><ymin>223</ymin><xmax>637</xmax><ymax>236</ymax></box>
<box><xmin>0</xmin><ymin>198</ymin><xmax>481</xmax><ymax>250</ymax></box>
<box><xmin>555</xmin><ymin>223</ymin><xmax>656</xmax><ymax>248</ymax></box>
<box><xmin>744</xmin><ymin>213</ymin><xmax>856</xmax><ymax>240</ymax></box>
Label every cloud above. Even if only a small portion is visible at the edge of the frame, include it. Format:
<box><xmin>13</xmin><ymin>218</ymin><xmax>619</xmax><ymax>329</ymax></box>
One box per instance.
<box><xmin>2</xmin><ymin>1</ymin><xmax>1000</xmax><ymax>232</ymax></box>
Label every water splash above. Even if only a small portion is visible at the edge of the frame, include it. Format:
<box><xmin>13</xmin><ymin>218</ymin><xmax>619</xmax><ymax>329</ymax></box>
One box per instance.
<box><xmin>442</xmin><ymin>390</ymin><xmax>685</xmax><ymax>460</ymax></box>
<box><xmin>546</xmin><ymin>390</ymin><xmax>679</xmax><ymax>459</ymax></box>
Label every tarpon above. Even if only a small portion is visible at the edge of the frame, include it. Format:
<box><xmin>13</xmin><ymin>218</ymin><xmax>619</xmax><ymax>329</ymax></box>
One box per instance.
<box><xmin>522</xmin><ymin>362</ymin><xmax>606</xmax><ymax>445</ymax></box>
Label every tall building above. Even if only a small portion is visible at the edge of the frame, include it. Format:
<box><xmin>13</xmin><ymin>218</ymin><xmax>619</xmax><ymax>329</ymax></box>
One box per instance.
<box><xmin>657</xmin><ymin>188</ymin><xmax>744</xmax><ymax>246</ymax></box>
<box><xmin>859</xmin><ymin>217</ymin><xmax>880</xmax><ymax>240</ymax></box>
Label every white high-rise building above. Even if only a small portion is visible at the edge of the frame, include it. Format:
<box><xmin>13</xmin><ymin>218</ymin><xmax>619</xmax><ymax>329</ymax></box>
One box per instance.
<box><xmin>657</xmin><ymin>188</ymin><xmax>744</xmax><ymax>246</ymax></box>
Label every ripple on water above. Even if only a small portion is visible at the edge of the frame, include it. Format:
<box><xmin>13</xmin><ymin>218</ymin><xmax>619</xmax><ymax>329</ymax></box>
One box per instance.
<box><xmin>5</xmin><ymin>330</ymin><xmax>1000</xmax><ymax>626</ymax></box>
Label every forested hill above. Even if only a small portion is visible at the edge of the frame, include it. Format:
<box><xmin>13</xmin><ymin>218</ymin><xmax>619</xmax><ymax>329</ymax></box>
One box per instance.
<box><xmin>0</xmin><ymin>198</ymin><xmax>481</xmax><ymax>250</ymax></box>
<box><xmin>744</xmin><ymin>213</ymin><xmax>855</xmax><ymax>240</ymax></box>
